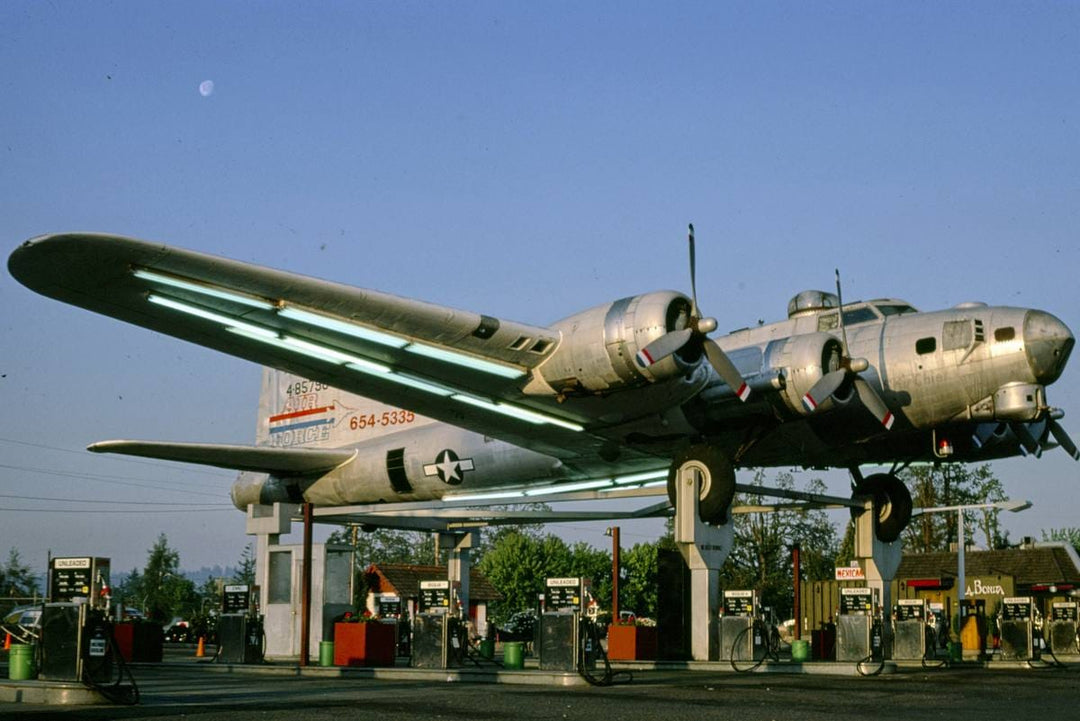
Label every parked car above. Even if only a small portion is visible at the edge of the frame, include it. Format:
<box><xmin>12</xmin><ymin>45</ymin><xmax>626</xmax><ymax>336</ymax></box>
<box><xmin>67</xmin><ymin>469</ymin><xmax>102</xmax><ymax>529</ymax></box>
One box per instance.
<box><xmin>2</xmin><ymin>605</ymin><xmax>42</xmax><ymax>643</ymax></box>
<box><xmin>497</xmin><ymin>610</ymin><xmax>537</xmax><ymax>642</ymax></box>
<box><xmin>163</xmin><ymin>618</ymin><xmax>193</xmax><ymax>643</ymax></box>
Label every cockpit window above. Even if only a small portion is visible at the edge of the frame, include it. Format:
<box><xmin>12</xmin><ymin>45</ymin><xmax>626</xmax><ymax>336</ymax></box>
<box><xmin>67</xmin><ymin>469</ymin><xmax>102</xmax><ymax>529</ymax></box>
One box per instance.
<box><xmin>876</xmin><ymin>304</ymin><xmax>917</xmax><ymax>317</ymax></box>
<box><xmin>816</xmin><ymin>306</ymin><xmax>879</xmax><ymax>332</ymax></box>
<box><xmin>994</xmin><ymin>327</ymin><xmax>1016</xmax><ymax>342</ymax></box>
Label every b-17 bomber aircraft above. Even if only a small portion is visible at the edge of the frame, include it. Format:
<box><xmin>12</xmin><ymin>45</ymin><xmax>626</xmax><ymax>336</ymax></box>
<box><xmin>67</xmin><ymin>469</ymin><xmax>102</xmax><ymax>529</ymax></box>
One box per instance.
<box><xmin>8</xmin><ymin>228</ymin><xmax>1077</xmax><ymax>542</ymax></box>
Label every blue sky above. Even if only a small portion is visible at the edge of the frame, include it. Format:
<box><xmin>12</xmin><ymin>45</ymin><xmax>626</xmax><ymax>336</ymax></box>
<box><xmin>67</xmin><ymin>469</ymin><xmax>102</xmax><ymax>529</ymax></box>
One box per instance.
<box><xmin>2</xmin><ymin>2</ymin><xmax>1078</xmax><ymax>576</ymax></box>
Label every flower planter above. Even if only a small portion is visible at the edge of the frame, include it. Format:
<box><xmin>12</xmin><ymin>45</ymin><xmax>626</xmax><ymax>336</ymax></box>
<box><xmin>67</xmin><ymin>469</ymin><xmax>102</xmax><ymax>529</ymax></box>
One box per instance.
<box><xmin>333</xmin><ymin>622</ymin><xmax>396</xmax><ymax>667</ymax></box>
<box><xmin>113</xmin><ymin>621</ymin><xmax>164</xmax><ymax>663</ymax></box>
<box><xmin>606</xmin><ymin>624</ymin><xmax>657</xmax><ymax>661</ymax></box>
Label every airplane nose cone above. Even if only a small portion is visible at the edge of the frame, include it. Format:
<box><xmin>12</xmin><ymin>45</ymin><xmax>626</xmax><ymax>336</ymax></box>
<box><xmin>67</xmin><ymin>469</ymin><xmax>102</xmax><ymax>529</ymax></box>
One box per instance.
<box><xmin>1024</xmin><ymin>310</ymin><xmax>1074</xmax><ymax>385</ymax></box>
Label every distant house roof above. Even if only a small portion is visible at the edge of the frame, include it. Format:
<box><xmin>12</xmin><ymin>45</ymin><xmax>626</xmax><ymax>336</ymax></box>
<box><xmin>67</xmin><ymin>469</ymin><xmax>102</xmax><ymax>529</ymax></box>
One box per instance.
<box><xmin>897</xmin><ymin>543</ymin><xmax>1080</xmax><ymax>588</ymax></box>
<box><xmin>365</xmin><ymin>563</ymin><xmax>502</xmax><ymax>602</ymax></box>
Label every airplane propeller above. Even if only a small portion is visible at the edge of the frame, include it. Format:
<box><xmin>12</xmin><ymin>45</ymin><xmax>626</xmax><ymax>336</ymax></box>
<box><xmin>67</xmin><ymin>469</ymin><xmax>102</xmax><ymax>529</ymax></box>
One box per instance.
<box><xmin>801</xmin><ymin>270</ymin><xmax>895</xmax><ymax>430</ymax></box>
<box><xmin>1048</xmin><ymin>415</ymin><xmax>1080</xmax><ymax>460</ymax></box>
<box><xmin>972</xmin><ymin>416</ymin><xmax>1078</xmax><ymax>461</ymax></box>
<box><xmin>1011</xmin><ymin>421</ymin><xmax>1043</xmax><ymax>458</ymax></box>
<box><xmin>634</xmin><ymin>224</ymin><xmax>750</xmax><ymax>401</ymax></box>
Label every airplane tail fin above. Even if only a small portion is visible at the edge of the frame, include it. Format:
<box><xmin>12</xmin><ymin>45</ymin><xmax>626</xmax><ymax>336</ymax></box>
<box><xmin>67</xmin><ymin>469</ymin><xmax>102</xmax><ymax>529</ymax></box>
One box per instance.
<box><xmin>256</xmin><ymin>367</ymin><xmax>431</xmax><ymax>449</ymax></box>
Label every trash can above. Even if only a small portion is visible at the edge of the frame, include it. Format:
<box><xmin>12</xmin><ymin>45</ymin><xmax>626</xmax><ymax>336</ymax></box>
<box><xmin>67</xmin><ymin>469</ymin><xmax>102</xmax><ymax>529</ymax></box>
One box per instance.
<box><xmin>319</xmin><ymin>641</ymin><xmax>335</xmax><ymax>667</ymax></box>
<box><xmin>791</xmin><ymin>639</ymin><xmax>810</xmax><ymax>662</ymax></box>
<box><xmin>502</xmin><ymin>641</ymin><xmax>524</xmax><ymax>669</ymax></box>
<box><xmin>948</xmin><ymin>641</ymin><xmax>962</xmax><ymax>663</ymax></box>
<box><xmin>479</xmin><ymin>638</ymin><xmax>495</xmax><ymax>660</ymax></box>
<box><xmin>8</xmin><ymin>643</ymin><xmax>36</xmax><ymax>681</ymax></box>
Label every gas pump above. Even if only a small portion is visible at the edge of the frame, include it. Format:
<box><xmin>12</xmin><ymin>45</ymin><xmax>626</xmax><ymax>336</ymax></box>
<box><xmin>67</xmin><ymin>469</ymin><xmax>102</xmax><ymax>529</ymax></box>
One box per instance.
<box><xmin>411</xmin><ymin>580</ymin><xmax>466</xmax><ymax>668</ymax></box>
<box><xmin>41</xmin><ymin>557</ymin><xmax>114</xmax><ymax>682</ymax></box>
<box><xmin>958</xmin><ymin>599</ymin><xmax>986</xmax><ymax>660</ymax></box>
<box><xmin>217</xmin><ymin>584</ymin><xmax>264</xmax><ymax>664</ymax></box>
<box><xmin>1047</xmin><ymin>602</ymin><xmax>1079</xmax><ymax>657</ymax></box>
<box><xmin>836</xmin><ymin>587</ymin><xmax>881</xmax><ymax>662</ymax></box>
<box><xmin>719</xmin><ymin>590</ymin><xmax>763</xmax><ymax>663</ymax></box>
<box><xmin>375</xmin><ymin>594</ymin><xmax>407</xmax><ymax>656</ymax></box>
<box><xmin>999</xmin><ymin>596</ymin><xmax>1035</xmax><ymax>661</ymax></box>
<box><xmin>538</xmin><ymin>577</ymin><xmax>597</xmax><ymax>673</ymax></box>
<box><xmin>892</xmin><ymin>599</ymin><xmax>927</xmax><ymax>661</ymax></box>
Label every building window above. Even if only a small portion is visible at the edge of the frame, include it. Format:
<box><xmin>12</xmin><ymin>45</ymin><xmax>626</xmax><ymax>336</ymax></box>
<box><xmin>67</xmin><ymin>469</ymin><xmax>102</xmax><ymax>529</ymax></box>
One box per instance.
<box><xmin>268</xmin><ymin>550</ymin><xmax>292</xmax><ymax>604</ymax></box>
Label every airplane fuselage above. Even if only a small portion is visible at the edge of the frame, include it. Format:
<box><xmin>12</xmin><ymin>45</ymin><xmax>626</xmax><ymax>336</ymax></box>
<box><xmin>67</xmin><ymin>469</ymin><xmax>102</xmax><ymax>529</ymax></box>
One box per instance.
<box><xmin>232</xmin><ymin>292</ymin><xmax>1074</xmax><ymax>509</ymax></box>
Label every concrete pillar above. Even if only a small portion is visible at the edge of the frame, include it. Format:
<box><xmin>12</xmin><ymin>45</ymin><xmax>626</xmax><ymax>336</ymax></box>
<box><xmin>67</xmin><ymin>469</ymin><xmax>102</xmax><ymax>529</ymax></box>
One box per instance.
<box><xmin>674</xmin><ymin>466</ymin><xmax>735</xmax><ymax>661</ymax></box>
<box><xmin>441</xmin><ymin>532</ymin><xmax>474</xmax><ymax>626</ymax></box>
<box><xmin>246</xmin><ymin>503</ymin><xmax>298</xmax><ymax>613</ymax></box>
<box><xmin>854</xmin><ymin>497</ymin><xmax>902</xmax><ymax>657</ymax></box>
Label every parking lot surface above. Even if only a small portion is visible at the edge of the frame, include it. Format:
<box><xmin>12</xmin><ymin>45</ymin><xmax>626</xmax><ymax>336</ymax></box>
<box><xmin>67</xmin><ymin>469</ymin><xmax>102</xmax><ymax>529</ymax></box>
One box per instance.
<box><xmin>4</xmin><ymin>662</ymin><xmax>1078</xmax><ymax>721</ymax></box>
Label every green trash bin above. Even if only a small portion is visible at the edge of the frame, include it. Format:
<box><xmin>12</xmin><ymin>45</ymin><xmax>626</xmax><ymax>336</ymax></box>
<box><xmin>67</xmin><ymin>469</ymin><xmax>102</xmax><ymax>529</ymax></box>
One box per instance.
<box><xmin>790</xmin><ymin>639</ymin><xmax>810</xmax><ymax>662</ymax></box>
<box><xmin>8</xmin><ymin>643</ymin><xmax>36</xmax><ymax>681</ymax></box>
<box><xmin>319</xmin><ymin>640</ymin><xmax>335</xmax><ymax>667</ymax></box>
<box><xmin>948</xmin><ymin>641</ymin><xmax>962</xmax><ymax>663</ymax></box>
<box><xmin>479</xmin><ymin>638</ymin><xmax>495</xmax><ymax>660</ymax></box>
<box><xmin>502</xmin><ymin>641</ymin><xmax>524</xmax><ymax>669</ymax></box>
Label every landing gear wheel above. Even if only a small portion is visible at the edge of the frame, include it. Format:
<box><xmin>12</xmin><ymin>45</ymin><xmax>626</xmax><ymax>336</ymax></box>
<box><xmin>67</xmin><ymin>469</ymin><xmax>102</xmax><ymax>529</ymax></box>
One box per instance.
<box><xmin>666</xmin><ymin>445</ymin><xmax>736</xmax><ymax>525</ymax></box>
<box><xmin>855</xmin><ymin>473</ymin><xmax>912</xmax><ymax>543</ymax></box>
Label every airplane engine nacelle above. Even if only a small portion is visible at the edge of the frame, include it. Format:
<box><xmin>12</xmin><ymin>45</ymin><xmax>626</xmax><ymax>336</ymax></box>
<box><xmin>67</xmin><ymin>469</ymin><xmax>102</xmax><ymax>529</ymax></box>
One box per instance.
<box><xmin>534</xmin><ymin>291</ymin><xmax>699</xmax><ymax>394</ymax></box>
<box><xmin>772</xmin><ymin>331</ymin><xmax>848</xmax><ymax>415</ymax></box>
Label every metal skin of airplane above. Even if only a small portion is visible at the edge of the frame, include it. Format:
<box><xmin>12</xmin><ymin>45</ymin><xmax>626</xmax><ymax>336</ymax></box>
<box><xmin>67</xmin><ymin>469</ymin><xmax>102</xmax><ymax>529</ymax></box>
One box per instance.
<box><xmin>8</xmin><ymin>228</ymin><xmax>1077</xmax><ymax>543</ymax></box>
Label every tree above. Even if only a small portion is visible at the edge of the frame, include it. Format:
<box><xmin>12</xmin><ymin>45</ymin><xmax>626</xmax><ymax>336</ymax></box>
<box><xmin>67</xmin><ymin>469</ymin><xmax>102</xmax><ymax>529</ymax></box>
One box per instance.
<box><xmin>114</xmin><ymin>567</ymin><xmax>143</xmax><ymax>614</ymax></box>
<box><xmin>0</xmin><ymin>548</ymin><xmax>40</xmax><ymax>616</ymax></box>
<box><xmin>720</xmin><ymin>471</ymin><xmax>839</xmax><ymax>616</ymax></box>
<box><xmin>1042</xmin><ymin>527</ymin><xmax>1080</xmax><ymax>554</ymax></box>
<box><xmin>902</xmin><ymin>464</ymin><xmax>1010</xmax><ymax>552</ymax></box>
<box><xmin>477</xmin><ymin>529</ymin><xmax>618</xmax><ymax>625</ymax></box>
<box><xmin>326</xmin><ymin>526</ymin><xmax>438</xmax><ymax>605</ymax></box>
<box><xmin>140</xmin><ymin>534</ymin><xmax>198</xmax><ymax>623</ymax></box>
<box><xmin>234</xmin><ymin>543</ymin><xmax>256</xmax><ymax>587</ymax></box>
<box><xmin>621</xmin><ymin>542</ymin><xmax>660</xmax><ymax>618</ymax></box>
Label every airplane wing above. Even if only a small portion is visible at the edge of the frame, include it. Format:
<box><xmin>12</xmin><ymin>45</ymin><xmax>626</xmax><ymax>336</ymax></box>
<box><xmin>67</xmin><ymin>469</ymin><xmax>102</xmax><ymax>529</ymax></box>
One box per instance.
<box><xmin>9</xmin><ymin>233</ymin><xmax>638</xmax><ymax>464</ymax></box>
<box><xmin>87</xmin><ymin>440</ymin><xmax>357</xmax><ymax>475</ymax></box>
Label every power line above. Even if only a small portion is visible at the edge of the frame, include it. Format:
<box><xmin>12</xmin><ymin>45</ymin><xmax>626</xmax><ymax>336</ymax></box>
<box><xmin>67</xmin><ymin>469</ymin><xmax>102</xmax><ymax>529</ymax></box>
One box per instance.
<box><xmin>0</xmin><ymin>507</ymin><xmax>235</xmax><ymax>514</ymax></box>
<box><xmin>0</xmin><ymin>436</ymin><xmax>235</xmax><ymax>482</ymax></box>
<box><xmin>0</xmin><ymin>493</ymin><xmax>232</xmax><ymax>507</ymax></box>
<box><xmin>0</xmin><ymin>462</ymin><xmax>226</xmax><ymax>499</ymax></box>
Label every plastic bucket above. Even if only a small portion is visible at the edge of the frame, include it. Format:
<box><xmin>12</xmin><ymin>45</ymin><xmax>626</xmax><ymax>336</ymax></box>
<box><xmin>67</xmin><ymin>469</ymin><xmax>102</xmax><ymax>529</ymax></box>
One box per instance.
<box><xmin>479</xmin><ymin>638</ymin><xmax>495</xmax><ymax>659</ymax></box>
<box><xmin>319</xmin><ymin>640</ymin><xmax>335</xmax><ymax>667</ymax></box>
<box><xmin>8</xmin><ymin>643</ymin><xmax>36</xmax><ymax>681</ymax></box>
<box><xmin>790</xmin><ymin>639</ymin><xmax>810</xmax><ymax>662</ymax></box>
<box><xmin>502</xmin><ymin>641</ymin><xmax>524</xmax><ymax>669</ymax></box>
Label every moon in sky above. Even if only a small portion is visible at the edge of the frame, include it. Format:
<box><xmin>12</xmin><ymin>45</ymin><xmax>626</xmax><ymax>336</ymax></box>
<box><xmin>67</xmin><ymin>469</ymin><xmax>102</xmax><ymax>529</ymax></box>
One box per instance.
<box><xmin>199</xmin><ymin>80</ymin><xmax>214</xmax><ymax>97</ymax></box>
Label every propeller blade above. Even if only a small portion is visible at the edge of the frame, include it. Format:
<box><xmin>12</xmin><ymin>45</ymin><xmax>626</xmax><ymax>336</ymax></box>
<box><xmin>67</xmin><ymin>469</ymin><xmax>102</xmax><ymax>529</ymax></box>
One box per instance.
<box><xmin>1048</xmin><ymin>418</ymin><xmax>1080</xmax><ymax>460</ymax></box>
<box><xmin>703</xmin><ymin>338</ymin><xmax>750</xmax><ymax>401</ymax></box>
<box><xmin>635</xmin><ymin>328</ymin><xmax>694</xmax><ymax>368</ymax></box>
<box><xmin>971</xmin><ymin>422</ymin><xmax>1007</xmax><ymax>449</ymax></box>
<box><xmin>853</xmin><ymin>377</ymin><xmax>895</xmax><ymax>430</ymax></box>
<box><xmin>687</xmin><ymin>223</ymin><xmax>699</xmax><ymax>318</ymax></box>
<box><xmin>802</xmin><ymin>369</ymin><xmax>847</xmax><ymax>412</ymax></box>
<box><xmin>834</xmin><ymin>268</ymin><xmax>850</xmax><ymax>355</ymax></box>
<box><xmin>1011</xmin><ymin>422</ymin><xmax>1043</xmax><ymax>458</ymax></box>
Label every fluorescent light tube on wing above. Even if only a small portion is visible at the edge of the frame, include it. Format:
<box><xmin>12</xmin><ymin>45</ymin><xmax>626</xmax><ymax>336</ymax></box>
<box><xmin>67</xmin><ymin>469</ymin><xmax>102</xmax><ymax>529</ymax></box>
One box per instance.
<box><xmin>279</xmin><ymin>307</ymin><xmax>408</xmax><ymax>349</ymax></box>
<box><xmin>407</xmin><ymin>342</ymin><xmax>525</xmax><ymax>379</ymax></box>
<box><xmin>135</xmin><ymin>269</ymin><xmax>275</xmax><ymax>310</ymax></box>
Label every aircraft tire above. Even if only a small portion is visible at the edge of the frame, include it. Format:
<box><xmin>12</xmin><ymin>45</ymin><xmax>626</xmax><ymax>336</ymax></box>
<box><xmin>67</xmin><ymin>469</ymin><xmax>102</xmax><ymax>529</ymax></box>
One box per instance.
<box><xmin>666</xmin><ymin>445</ymin><xmax>736</xmax><ymax>525</ymax></box>
<box><xmin>857</xmin><ymin>473</ymin><xmax>913</xmax><ymax>543</ymax></box>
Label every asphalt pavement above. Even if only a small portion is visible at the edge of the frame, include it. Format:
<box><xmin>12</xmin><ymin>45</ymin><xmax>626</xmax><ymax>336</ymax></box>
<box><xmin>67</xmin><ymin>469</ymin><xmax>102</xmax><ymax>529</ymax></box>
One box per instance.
<box><xmin>3</xmin><ymin>662</ymin><xmax>1078</xmax><ymax>721</ymax></box>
